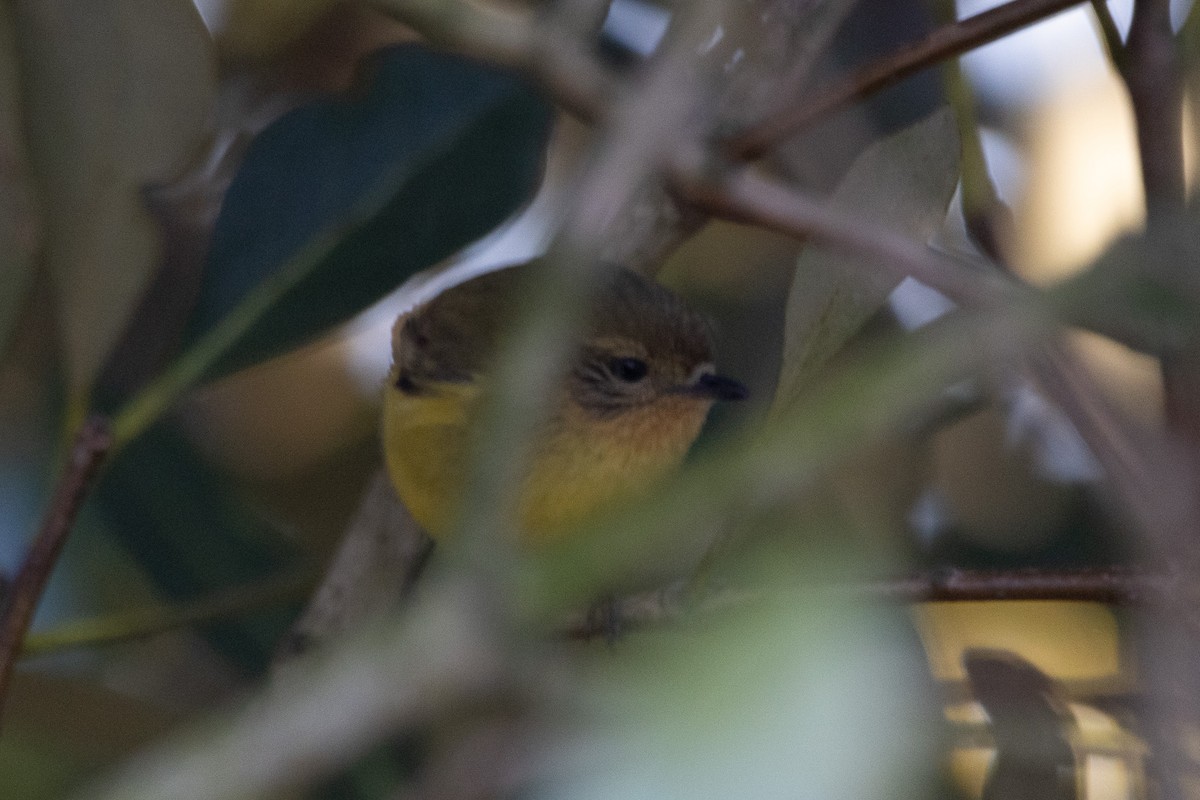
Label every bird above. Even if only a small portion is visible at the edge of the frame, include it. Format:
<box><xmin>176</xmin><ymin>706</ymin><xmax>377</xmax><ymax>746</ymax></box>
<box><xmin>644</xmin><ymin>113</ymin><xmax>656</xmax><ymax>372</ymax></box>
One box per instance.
<box><xmin>381</xmin><ymin>262</ymin><xmax>747</xmax><ymax>543</ymax></box>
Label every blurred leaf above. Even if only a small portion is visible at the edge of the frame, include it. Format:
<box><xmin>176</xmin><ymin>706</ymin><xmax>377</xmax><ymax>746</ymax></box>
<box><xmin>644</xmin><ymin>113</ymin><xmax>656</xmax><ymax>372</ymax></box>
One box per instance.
<box><xmin>218</xmin><ymin>0</ymin><xmax>341</xmax><ymax>60</ymax></box>
<box><xmin>13</xmin><ymin>0</ymin><xmax>215</xmax><ymax>396</ymax></box>
<box><xmin>1057</xmin><ymin>202</ymin><xmax>1200</xmax><ymax>354</ymax></box>
<box><xmin>0</xmin><ymin>5</ymin><xmax>39</xmax><ymax>363</ymax></box>
<box><xmin>186</xmin><ymin>43</ymin><xmax>552</xmax><ymax>379</ymax></box>
<box><xmin>774</xmin><ymin>107</ymin><xmax>960</xmax><ymax>408</ymax></box>
<box><xmin>94</xmin><ymin>422</ymin><xmax>301</xmax><ymax>671</ymax></box>
<box><xmin>553</xmin><ymin>589</ymin><xmax>933</xmax><ymax>800</ymax></box>
<box><xmin>0</xmin><ymin>672</ymin><xmax>171</xmax><ymax>799</ymax></box>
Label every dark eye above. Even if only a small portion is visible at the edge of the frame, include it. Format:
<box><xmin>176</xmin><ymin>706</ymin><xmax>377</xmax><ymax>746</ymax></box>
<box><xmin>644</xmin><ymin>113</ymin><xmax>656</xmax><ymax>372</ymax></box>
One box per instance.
<box><xmin>609</xmin><ymin>357</ymin><xmax>648</xmax><ymax>382</ymax></box>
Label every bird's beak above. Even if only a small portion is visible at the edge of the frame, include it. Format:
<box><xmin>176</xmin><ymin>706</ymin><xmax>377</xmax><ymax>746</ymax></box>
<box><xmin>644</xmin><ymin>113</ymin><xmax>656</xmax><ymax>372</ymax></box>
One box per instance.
<box><xmin>688</xmin><ymin>372</ymin><xmax>749</xmax><ymax>401</ymax></box>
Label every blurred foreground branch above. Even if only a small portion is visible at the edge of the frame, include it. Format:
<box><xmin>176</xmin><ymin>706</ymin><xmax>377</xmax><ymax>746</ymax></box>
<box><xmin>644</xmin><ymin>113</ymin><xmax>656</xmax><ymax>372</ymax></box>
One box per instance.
<box><xmin>82</xmin><ymin>579</ymin><xmax>512</xmax><ymax>800</ymax></box>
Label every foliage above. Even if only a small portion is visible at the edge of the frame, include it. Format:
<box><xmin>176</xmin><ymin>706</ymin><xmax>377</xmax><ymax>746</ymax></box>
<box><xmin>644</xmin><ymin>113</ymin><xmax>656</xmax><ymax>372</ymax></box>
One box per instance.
<box><xmin>0</xmin><ymin>0</ymin><xmax>1196</xmax><ymax>799</ymax></box>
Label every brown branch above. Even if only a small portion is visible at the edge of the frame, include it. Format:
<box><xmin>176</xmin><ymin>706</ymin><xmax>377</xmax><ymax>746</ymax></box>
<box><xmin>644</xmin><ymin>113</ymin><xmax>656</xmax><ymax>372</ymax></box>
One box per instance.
<box><xmin>668</xmin><ymin>150</ymin><xmax>1020</xmax><ymax>309</ymax></box>
<box><xmin>862</xmin><ymin>565</ymin><xmax>1169</xmax><ymax>603</ymax></box>
<box><xmin>1116</xmin><ymin>8</ymin><xmax>1195</xmax><ymax>798</ymax></box>
<box><xmin>1090</xmin><ymin>0</ymin><xmax>1126</xmax><ymax>63</ymax></box>
<box><xmin>565</xmin><ymin>566</ymin><xmax>1168</xmax><ymax>640</ymax></box>
<box><xmin>0</xmin><ymin>416</ymin><xmax>111</xmax><ymax>729</ymax></box>
<box><xmin>1123</xmin><ymin>0</ymin><xmax>1186</xmax><ymax>217</ymax></box>
<box><xmin>1124</xmin><ymin>0</ymin><xmax>1200</xmax><ymax>480</ymax></box>
<box><xmin>727</xmin><ymin>0</ymin><xmax>1088</xmax><ymax>159</ymax></box>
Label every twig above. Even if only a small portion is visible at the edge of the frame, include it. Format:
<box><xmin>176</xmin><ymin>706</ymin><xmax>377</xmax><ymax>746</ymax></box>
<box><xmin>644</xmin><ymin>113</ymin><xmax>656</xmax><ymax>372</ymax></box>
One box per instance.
<box><xmin>1124</xmin><ymin>0</ymin><xmax>1200</xmax><ymax>465</ymax></box>
<box><xmin>564</xmin><ymin>566</ymin><xmax>1168</xmax><ymax>640</ymax></box>
<box><xmin>668</xmin><ymin>150</ymin><xmax>1020</xmax><ymax>309</ymax></box>
<box><xmin>445</xmin><ymin>3</ymin><xmax>725</xmax><ymax>580</ymax></box>
<box><xmin>863</xmin><ymin>565</ymin><xmax>1168</xmax><ymax>603</ymax></box>
<box><xmin>1115</xmin><ymin>9</ymin><xmax>1193</xmax><ymax>792</ymax></box>
<box><xmin>1122</xmin><ymin>0</ymin><xmax>1186</xmax><ymax>217</ymax></box>
<box><xmin>1089</xmin><ymin>0</ymin><xmax>1126</xmax><ymax>64</ymax></box>
<box><xmin>727</xmin><ymin>0</ymin><xmax>1088</xmax><ymax>159</ymax></box>
<box><xmin>0</xmin><ymin>416</ymin><xmax>112</xmax><ymax>728</ymax></box>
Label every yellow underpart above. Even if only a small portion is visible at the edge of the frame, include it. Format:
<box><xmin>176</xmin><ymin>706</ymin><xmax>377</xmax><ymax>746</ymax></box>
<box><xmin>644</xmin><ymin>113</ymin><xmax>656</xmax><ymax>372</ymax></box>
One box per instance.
<box><xmin>382</xmin><ymin>379</ymin><xmax>710</xmax><ymax>544</ymax></box>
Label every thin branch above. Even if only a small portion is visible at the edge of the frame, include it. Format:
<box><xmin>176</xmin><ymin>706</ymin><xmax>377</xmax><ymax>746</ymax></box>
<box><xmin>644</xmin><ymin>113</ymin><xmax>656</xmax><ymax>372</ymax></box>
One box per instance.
<box><xmin>863</xmin><ymin>565</ymin><xmax>1168</xmax><ymax>603</ymax></box>
<box><xmin>1122</xmin><ymin>0</ymin><xmax>1200</xmax><ymax>478</ymax></box>
<box><xmin>727</xmin><ymin>0</ymin><xmax>1088</xmax><ymax>159</ymax></box>
<box><xmin>1107</xmin><ymin>13</ymin><xmax>1200</xmax><ymax>792</ymax></box>
<box><xmin>565</xmin><ymin>566</ymin><xmax>1168</xmax><ymax>640</ymax></box>
<box><xmin>0</xmin><ymin>416</ymin><xmax>111</xmax><ymax>728</ymax></box>
<box><xmin>1089</xmin><ymin>0</ymin><xmax>1127</xmax><ymax>64</ymax></box>
<box><xmin>668</xmin><ymin>150</ymin><xmax>1020</xmax><ymax>309</ymax></box>
<box><xmin>1122</xmin><ymin>0</ymin><xmax>1186</xmax><ymax>217</ymax></box>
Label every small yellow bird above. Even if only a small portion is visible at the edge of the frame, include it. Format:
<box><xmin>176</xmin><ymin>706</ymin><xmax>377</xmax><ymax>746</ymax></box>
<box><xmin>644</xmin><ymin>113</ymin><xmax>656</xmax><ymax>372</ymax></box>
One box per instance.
<box><xmin>382</xmin><ymin>263</ymin><xmax>747</xmax><ymax>543</ymax></box>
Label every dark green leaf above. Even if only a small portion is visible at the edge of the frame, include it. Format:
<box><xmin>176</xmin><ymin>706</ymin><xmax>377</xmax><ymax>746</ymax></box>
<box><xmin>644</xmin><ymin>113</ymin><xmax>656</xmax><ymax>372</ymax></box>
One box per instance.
<box><xmin>187</xmin><ymin>44</ymin><xmax>552</xmax><ymax>379</ymax></box>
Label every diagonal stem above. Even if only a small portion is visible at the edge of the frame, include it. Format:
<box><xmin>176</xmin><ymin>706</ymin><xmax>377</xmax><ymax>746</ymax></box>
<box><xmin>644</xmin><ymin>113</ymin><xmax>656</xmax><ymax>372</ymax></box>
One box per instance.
<box><xmin>0</xmin><ymin>416</ymin><xmax>112</xmax><ymax>731</ymax></box>
<box><xmin>727</xmin><ymin>0</ymin><xmax>1087</xmax><ymax>159</ymax></box>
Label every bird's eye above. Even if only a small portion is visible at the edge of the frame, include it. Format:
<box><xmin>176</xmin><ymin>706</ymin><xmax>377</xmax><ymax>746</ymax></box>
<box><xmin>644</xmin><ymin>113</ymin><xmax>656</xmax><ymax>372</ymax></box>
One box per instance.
<box><xmin>609</xmin><ymin>357</ymin><xmax>648</xmax><ymax>382</ymax></box>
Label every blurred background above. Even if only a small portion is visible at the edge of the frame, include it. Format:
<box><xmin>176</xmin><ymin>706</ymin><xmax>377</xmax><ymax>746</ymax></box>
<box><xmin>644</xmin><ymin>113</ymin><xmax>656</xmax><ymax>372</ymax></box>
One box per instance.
<box><xmin>0</xmin><ymin>0</ymin><xmax>1189</xmax><ymax>797</ymax></box>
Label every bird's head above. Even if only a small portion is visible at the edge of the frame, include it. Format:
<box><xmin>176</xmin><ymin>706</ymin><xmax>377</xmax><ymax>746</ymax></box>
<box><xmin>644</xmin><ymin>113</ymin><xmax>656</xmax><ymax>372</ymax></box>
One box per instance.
<box><xmin>566</xmin><ymin>268</ymin><xmax>747</xmax><ymax>421</ymax></box>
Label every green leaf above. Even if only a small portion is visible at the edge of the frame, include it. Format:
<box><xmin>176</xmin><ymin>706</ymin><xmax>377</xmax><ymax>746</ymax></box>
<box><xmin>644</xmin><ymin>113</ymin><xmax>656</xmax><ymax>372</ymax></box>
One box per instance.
<box><xmin>0</xmin><ymin>4</ymin><xmax>39</xmax><ymax>363</ymax></box>
<box><xmin>773</xmin><ymin>107</ymin><xmax>961</xmax><ymax>409</ymax></box>
<box><xmin>184</xmin><ymin>43</ymin><xmax>552</xmax><ymax>380</ymax></box>
<box><xmin>13</xmin><ymin>0</ymin><xmax>215</xmax><ymax>396</ymax></box>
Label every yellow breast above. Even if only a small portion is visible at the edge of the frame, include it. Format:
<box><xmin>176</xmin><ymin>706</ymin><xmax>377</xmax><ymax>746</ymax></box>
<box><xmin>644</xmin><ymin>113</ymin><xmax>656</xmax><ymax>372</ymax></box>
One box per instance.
<box><xmin>382</xmin><ymin>380</ymin><xmax>477</xmax><ymax>539</ymax></box>
<box><xmin>382</xmin><ymin>381</ymin><xmax>710</xmax><ymax>543</ymax></box>
<box><xmin>518</xmin><ymin>395</ymin><xmax>708</xmax><ymax>543</ymax></box>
